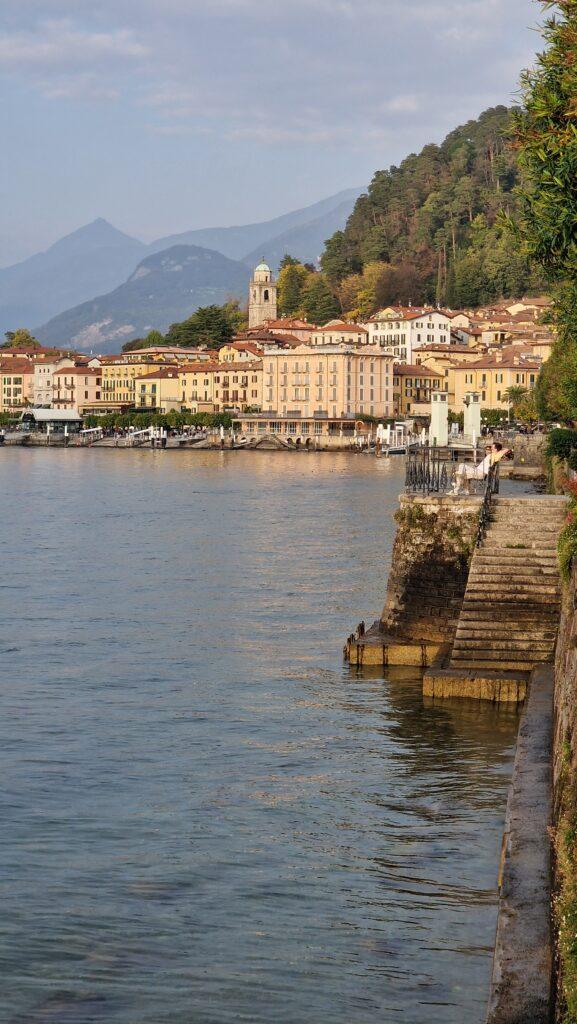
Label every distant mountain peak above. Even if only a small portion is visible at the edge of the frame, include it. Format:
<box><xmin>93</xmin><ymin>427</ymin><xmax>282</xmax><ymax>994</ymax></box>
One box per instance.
<box><xmin>51</xmin><ymin>218</ymin><xmax>144</xmax><ymax>252</ymax></box>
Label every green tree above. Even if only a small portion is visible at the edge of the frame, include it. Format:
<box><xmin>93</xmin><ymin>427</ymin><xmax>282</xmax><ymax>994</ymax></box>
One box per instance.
<box><xmin>320</xmin><ymin>231</ymin><xmax>360</xmax><ymax>283</ymax></box>
<box><xmin>279</xmin><ymin>253</ymin><xmax>299</xmax><ymax>270</ymax></box>
<box><xmin>320</xmin><ymin>106</ymin><xmax>540</xmax><ymax>308</ymax></box>
<box><xmin>165</xmin><ymin>301</ymin><xmax>245</xmax><ymax>349</ymax></box>
<box><xmin>2</xmin><ymin>328</ymin><xmax>41</xmax><ymax>349</ymax></box>
<box><xmin>513</xmin><ymin>1</ymin><xmax>577</xmax><ymax>420</ymax></box>
<box><xmin>300</xmin><ymin>275</ymin><xmax>340</xmax><ymax>324</ymax></box>
<box><xmin>277</xmin><ymin>261</ymin><xmax>309</xmax><ymax>316</ymax></box>
<box><xmin>144</xmin><ymin>329</ymin><xmax>164</xmax><ymax>346</ymax></box>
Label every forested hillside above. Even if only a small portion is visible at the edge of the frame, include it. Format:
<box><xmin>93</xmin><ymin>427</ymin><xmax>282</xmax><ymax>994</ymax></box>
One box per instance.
<box><xmin>318</xmin><ymin>106</ymin><xmax>544</xmax><ymax>314</ymax></box>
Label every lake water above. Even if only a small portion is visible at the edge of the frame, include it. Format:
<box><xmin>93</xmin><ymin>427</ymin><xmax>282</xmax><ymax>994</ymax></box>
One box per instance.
<box><xmin>0</xmin><ymin>450</ymin><xmax>518</xmax><ymax>1024</ymax></box>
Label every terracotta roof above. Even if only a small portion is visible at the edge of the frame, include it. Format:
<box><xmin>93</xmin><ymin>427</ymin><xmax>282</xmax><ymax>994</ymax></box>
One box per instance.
<box><xmin>393</xmin><ymin>363</ymin><xmax>443</xmax><ymax>376</ymax></box>
<box><xmin>453</xmin><ymin>355</ymin><xmax>542</xmax><ymax>371</ymax></box>
<box><xmin>374</xmin><ymin>307</ymin><xmax>452</xmax><ymax>323</ymax></box>
<box><xmin>0</xmin><ymin>360</ymin><xmax>35</xmax><ymax>372</ymax></box>
<box><xmin>316</xmin><ymin>323</ymin><xmax>368</xmax><ymax>334</ymax></box>
<box><xmin>135</xmin><ymin>368</ymin><xmax>181</xmax><ymax>381</ymax></box>
<box><xmin>228</xmin><ymin>342</ymin><xmax>263</xmax><ymax>354</ymax></box>
<box><xmin>53</xmin><ymin>366</ymin><xmax>101</xmax><ymax>376</ymax></box>
<box><xmin>178</xmin><ymin>360</ymin><xmax>261</xmax><ymax>375</ymax></box>
<box><xmin>416</xmin><ymin>344</ymin><xmax>475</xmax><ymax>354</ymax></box>
<box><xmin>262</xmin><ymin>318</ymin><xmax>315</xmax><ymax>331</ymax></box>
<box><xmin>270</xmin><ymin>333</ymin><xmax>303</xmax><ymax>346</ymax></box>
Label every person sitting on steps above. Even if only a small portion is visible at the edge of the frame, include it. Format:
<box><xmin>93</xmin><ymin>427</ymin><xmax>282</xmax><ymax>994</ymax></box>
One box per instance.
<box><xmin>451</xmin><ymin>442</ymin><xmax>512</xmax><ymax>495</ymax></box>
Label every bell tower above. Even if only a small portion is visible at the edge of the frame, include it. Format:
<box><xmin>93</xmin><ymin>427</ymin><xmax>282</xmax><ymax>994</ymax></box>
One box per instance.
<box><xmin>248</xmin><ymin>260</ymin><xmax>277</xmax><ymax>329</ymax></box>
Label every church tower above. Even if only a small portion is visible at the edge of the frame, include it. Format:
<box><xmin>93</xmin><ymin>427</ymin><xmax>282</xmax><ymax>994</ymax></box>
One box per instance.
<box><xmin>248</xmin><ymin>261</ymin><xmax>277</xmax><ymax>329</ymax></box>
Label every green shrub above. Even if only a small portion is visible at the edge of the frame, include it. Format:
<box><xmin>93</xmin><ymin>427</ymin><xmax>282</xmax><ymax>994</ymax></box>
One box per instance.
<box><xmin>547</xmin><ymin>429</ymin><xmax>577</xmax><ymax>462</ymax></box>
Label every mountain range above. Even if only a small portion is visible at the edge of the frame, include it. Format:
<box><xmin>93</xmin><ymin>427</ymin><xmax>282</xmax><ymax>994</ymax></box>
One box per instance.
<box><xmin>37</xmin><ymin>246</ymin><xmax>251</xmax><ymax>351</ymax></box>
<box><xmin>0</xmin><ymin>188</ymin><xmax>362</xmax><ymax>351</ymax></box>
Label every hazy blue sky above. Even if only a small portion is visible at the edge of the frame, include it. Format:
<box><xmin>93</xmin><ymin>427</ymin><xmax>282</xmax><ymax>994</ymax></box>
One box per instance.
<box><xmin>0</xmin><ymin>0</ymin><xmax>542</xmax><ymax>264</ymax></box>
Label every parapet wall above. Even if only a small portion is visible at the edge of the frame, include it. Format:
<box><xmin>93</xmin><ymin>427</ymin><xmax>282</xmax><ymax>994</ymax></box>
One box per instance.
<box><xmin>551</xmin><ymin>560</ymin><xmax>577</xmax><ymax>1019</ymax></box>
<box><xmin>380</xmin><ymin>494</ymin><xmax>481</xmax><ymax>644</ymax></box>
<box><xmin>553</xmin><ymin>562</ymin><xmax>577</xmax><ymax>804</ymax></box>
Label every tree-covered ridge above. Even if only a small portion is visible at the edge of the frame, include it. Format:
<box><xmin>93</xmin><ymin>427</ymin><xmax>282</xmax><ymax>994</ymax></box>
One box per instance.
<box><xmin>513</xmin><ymin>0</ymin><xmax>577</xmax><ymax>423</ymax></box>
<box><xmin>321</xmin><ymin>106</ymin><xmax>545</xmax><ymax>310</ymax></box>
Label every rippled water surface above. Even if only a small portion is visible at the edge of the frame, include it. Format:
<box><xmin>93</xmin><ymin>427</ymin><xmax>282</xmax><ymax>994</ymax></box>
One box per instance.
<box><xmin>0</xmin><ymin>450</ymin><xmax>518</xmax><ymax>1024</ymax></box>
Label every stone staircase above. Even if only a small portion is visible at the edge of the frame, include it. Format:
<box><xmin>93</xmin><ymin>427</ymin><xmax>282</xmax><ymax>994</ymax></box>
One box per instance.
<box><xmin>449</xmin><ymin>496</ymin><xmax>567</xmax><ymax>673</ymax></box>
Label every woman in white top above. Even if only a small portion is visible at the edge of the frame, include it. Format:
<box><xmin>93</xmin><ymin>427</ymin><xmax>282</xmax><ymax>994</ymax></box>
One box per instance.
<box><xmin>451</xmin><ymin>443</ymin><xmax>512</xmax><ymax>495</ymax></box>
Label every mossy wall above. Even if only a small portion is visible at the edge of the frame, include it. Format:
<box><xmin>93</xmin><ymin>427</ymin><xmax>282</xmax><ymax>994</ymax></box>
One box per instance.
<box><xmin>553</xmin><ymin>562</ymin><xmax>577</xmax><ymax>1022</ymax></box>
<box><xmin>380</xmin><ymin>494</ymin><xmax>481</xmax><ymax>644</ymax></box>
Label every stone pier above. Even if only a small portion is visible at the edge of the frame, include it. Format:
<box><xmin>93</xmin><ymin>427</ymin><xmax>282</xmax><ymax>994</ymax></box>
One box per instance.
<box><xmin>346</xmin><ymin>494</ymin><xmax>481</xmax><ymax>668</ymax></box>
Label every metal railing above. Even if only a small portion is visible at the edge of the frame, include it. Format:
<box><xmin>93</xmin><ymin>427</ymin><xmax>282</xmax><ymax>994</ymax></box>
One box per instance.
<box><xmin>405</xmin><ymin>446</ymin><xmax>450</xmax><ymax>495</ymax></box>
<box><xmin>476</xmin><ymin>462</ymin><xmax>500</xmax><ymax>547</ymax></box>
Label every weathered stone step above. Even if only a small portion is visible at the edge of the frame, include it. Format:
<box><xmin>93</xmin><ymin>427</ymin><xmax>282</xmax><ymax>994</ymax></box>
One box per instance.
<box><xmin>490</xmin><ymin>507</ymin><xmax>564</xmax><ymax>514</ymax></box>
<box><xmin>467</xmin><ymin>582</ymin><xmax>560</xmax><ymax>593</ymax></box>
<box><xmin>458</xmin><ymin>610</ymin><xmax>560</xmax><ymax>624</ymax></box>
<box><xmin>492</xmin><ymin>498</ymin><xmax>566</xmax><ymax>507</ymax></box>
<box><xmin>488</xmin><ymin>529</ymin><xmax>561</xmax><ymax>537</ymax></box>
<box><xmin>491</xmin><ymin>507</ymin><xmax>565</xmax><ymax>516</ymax></box>
<box><xmin>482</xmin><ymin>544</ymin><xmax>560</xmax><ymax>555</ymax></box>
<box><xmin>451</xmin><ymin>650</ymin><xmax>552</xmax><ymax>665</ymax></box>
<box><xmin>474</xmin><ymin>552</ymin><xmax>559</xmax><ymax>562</ymax></box>
<box><xmin>464</xmin><ymin>590</ymin><xmax>560</xmax><ymax>602</ymax></box>
<box><xmin>473</xmin><ymin>568</ymin><xmax>559</xmax><ymax>577</ymax></box>
<box><xmin>455</xmin><ymin>626</ymin><xmax>558</xmax><ymax>639</ymax></box>
<box><xmin>489</xmin><ymin>512</ymin><xmax>563</xmax><ymax>522</ymax></box>
<box><xmin>448</xmin><ymin>663</ymin><xmax>549</xmax><ymax>671</ymax></box>
<box><xmin>453</xmin><ymin>639</ymin><xmax>555</xmax><ymax>653</ymax></box>
<box><xmin>485</xmin><ymin>528</ymin><xmax>561</xmax><ymax>536</ymax></box>
<box><xmin>469</xmin><ymin>569</ymin><xmax>560</xmax><ymax>580</ymax></box>
<box><xmin>486</xmin><ymin>531</ymin><xmax>562</xmax><ymax>540</ymax></box>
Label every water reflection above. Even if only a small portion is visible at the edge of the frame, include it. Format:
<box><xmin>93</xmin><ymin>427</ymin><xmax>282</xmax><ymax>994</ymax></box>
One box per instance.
<box><xmin>0</xmin><ymin>451</ymin><xmax>516</xmax><ymax>1024</ymax></box>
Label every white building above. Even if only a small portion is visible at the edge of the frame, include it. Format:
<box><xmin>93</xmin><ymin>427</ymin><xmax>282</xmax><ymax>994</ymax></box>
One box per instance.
<box><xmin>364</xmin><ymin>307</ymin><xmax>454</xmax><ymax>363</ymax></box>
<box><xmin>310</xmin><ymin>321</ymin><xmax>369</xmax><ymax>346</ymax></box>
<box><xmin>33</xmin><ymin>355</ymin><xmax>75</xmax><ymax>407</ymax></box>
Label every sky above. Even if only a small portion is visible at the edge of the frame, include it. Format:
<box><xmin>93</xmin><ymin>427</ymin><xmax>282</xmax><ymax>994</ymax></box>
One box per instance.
<box><xmin>0</xmin><ymin>0</ymin><xmax>543</xmax><ymax>265</ymax></box>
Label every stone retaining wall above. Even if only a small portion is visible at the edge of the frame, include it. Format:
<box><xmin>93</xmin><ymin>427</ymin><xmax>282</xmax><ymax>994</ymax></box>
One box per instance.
<box><xmin>380</xmin><ymin>494</ymin><xmax>481</xmax><ymax>644</ymax></box>
<box><xmin>551</xmin><ymin>560</ymin><xmax>577</xmax><ymax>1020</ymax></box>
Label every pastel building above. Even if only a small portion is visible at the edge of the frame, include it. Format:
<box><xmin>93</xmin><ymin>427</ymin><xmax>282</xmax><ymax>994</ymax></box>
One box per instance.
<box><xmin>0</xmin><ymin>359</ymin><xmax>35</xmax><ymax>412</ymax></box>
<box><xmin>451</xmin><ymin>354</ymin><xmax>541</xmax><ymax>412</ymax></box>
<box><xmin>261</xmin><ymin>345</ymin><xmax>394</xmax><ymax>420</ymax></box>
<box><xmin>392</xmin><ymin>363</ymin><xmax>444</xmax><ymax>416</ymax></box>
<box><xmin>135</xmin><ymin>368</ymin><xmax>182</xmax><ymax>413</ymax></box>
<box><xmin>53</xmin><ymin>366</ymin><xmax>102</xmax><ymax>412</ymax></box>
<box><xmin>179</xmin><ymin>361</ymin><xmax>262</xmax><ymax>413</ymax></box>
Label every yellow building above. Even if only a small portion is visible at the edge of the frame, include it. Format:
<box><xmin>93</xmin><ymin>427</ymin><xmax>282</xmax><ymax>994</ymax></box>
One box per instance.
<box><xmin>179</xmin><ymin>361</ymin><xmax>262</xmax><ymax>413</ymax></box>
<box><xmin>99</xmin><ymin>356</ymin><xmax>162</xmax><ymax>408</ymax></box>
<box><xmin>262</xmin><ymin>345</ymin><xmax>393</xmax><ymax>419</ymax></box>
<box><xmin>134</xmin><ymin>368</ymin><xmax>182</xmax><ymax>413</ymax></box>
<box><xmin>414</xmin><ymin>344</ymin><xmax>486</xmax><ymax>408</ymax></box>
<box><xmin>451</xmin><ymin>355</ymin><xmax>541</xmax><ymax>412</ymax></box>
<box><xmin>392</xmin><ymin>363</ymin><xmax>444</xmax><ymax>416</ymax></box>
<box><xmin>122</xmin><ymin>346</ymin><xmax>211</xmax><ymax>363</ymax></box>
<box><xmin>0</xmin><ymin>359</ymin><xmax>35</xmax><ymax>412</ymax></box>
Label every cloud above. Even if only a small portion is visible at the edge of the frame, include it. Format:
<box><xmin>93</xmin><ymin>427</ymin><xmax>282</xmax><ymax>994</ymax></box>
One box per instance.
<box><xmin>382</xmin><ymin>94</ymin><xmax>422</xmax><ymax>115</ymax></box>
<box><xmin>41</xmin><ymin>74</ymin><xmax>121</xmax><ymax>101</ymax></box>
<box><xmin>0</xmin><ymin>20</ymin><xmax>148</xmax><ymax>69</ymax></box>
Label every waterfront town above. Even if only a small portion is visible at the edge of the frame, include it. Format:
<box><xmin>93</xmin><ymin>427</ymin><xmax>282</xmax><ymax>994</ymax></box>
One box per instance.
<box><xmin>0</xmin><ymin>261</ymin><xmax>552</xmax><ymax>440</ymax></box>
